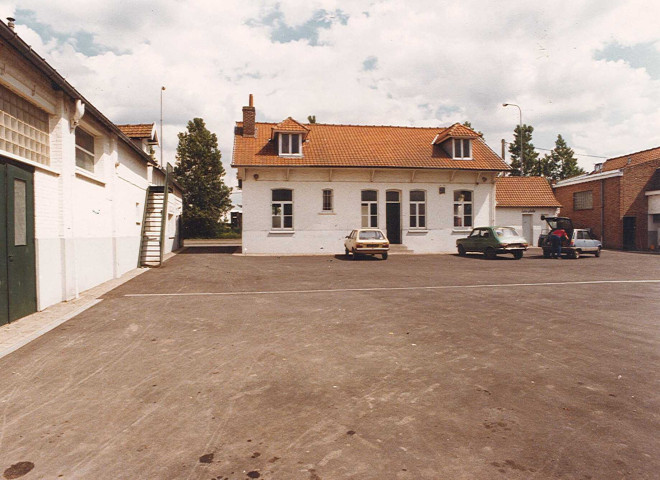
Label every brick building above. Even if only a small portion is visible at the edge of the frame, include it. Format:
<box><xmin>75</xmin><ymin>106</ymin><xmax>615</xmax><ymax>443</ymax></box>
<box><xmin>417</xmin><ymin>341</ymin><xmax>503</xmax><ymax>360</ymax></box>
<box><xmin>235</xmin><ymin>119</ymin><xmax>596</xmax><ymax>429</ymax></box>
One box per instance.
<box><xmin>552</xmin><ymin>146</ymin><xmax>660</xmax><ymax>250</ymax></box>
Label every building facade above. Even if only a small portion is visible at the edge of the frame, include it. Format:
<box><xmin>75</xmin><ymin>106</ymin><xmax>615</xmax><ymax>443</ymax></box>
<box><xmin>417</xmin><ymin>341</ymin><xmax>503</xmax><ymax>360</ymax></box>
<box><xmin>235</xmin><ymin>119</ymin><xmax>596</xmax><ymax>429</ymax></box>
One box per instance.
<box><xmin>495</xmin><ymin>177</ymin><xmax>561</xmax><ymax>245</ymax></box>
<box><xmin>232</xmin><ymin>96</ymin><xmax>510</xmax><ymax>254</ymax></box>
<box><xmin>0</xmin><ymin>21</ymin><xmax>181</xmax><ymax>325</ymax></box>
<box><xmin>553</xmin><ymin>147</ymin><xmax>660</xmax><ymax>250</ymax></box>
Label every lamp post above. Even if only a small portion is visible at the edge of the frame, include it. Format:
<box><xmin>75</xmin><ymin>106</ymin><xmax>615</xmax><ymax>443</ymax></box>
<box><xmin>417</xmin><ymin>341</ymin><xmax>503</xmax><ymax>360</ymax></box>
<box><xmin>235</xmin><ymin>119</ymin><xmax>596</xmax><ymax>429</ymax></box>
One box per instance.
<box><xmin>502</xmin><ymin>103</ymin><xmax>523</xmax><ymax>173</ymax></box>
<box><xmin>160</xmin><ymin>86</ymin><xmax>166</xmax><ymax>167</ymax></box>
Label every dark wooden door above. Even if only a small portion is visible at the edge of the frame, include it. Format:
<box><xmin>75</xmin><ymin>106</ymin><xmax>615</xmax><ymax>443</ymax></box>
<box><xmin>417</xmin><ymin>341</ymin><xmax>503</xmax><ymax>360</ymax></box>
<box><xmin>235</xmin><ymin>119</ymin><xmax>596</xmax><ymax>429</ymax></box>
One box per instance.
<box><xmin>386</xmin><ymin>192</ymin><xmax>401</xmax><ymax>244</ymax></box>
<box><xmin>623</xmin><ymin>216</ymin><xmax>636</xmax><ymax>250</ymax></box>
<box><xmin>1</xmin><ymin>160</ymin><xmax>37</xmax><ymax>325</ymax></box>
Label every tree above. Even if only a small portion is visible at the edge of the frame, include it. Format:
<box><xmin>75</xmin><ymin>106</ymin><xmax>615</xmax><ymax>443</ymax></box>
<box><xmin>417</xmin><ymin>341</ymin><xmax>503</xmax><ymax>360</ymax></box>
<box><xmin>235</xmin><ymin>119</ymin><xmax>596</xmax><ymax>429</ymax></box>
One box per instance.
<box><xmin>508</xmin><ymin>124</ymin><xmax>539</xmax><ymax>176</ymax></box>
<box><xmin>548</xmin><ymin>134</ymin><xmax>585</xmax><ymax>180</ymax></box>
<box><xmin>173</xmin><ymin>118</ymin><xmax>232</xmax><ymax>238</ymax></box>
<box><xmin>307</xmin><ymin>115</ymin><xmax>316</xmax><ymax>124</ymax></box>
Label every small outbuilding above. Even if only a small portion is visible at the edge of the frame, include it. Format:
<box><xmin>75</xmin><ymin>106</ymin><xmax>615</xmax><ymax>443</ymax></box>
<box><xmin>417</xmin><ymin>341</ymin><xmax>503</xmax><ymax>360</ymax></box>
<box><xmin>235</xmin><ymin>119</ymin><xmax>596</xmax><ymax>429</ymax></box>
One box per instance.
<box><xmin>495</xmin><ymin>176</ymin><xmax>561</xmax><ymax>244</ymax></box>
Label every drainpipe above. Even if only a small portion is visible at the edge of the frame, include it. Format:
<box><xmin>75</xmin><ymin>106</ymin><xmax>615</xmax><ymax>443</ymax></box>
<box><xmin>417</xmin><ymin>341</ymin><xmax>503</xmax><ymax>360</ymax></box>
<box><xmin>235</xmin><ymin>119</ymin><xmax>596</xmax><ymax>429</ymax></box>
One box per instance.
<box><xmin>601</xmin><ymin>179</ymin><xmax>605</xmax><ymax>246</ymax></box>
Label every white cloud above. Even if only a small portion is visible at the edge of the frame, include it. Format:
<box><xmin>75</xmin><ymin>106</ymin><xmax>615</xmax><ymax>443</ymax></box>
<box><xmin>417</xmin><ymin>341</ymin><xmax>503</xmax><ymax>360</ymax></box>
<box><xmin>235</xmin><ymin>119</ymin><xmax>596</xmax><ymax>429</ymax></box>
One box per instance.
<box><xmin>5</xmin><ymin>0</ymin><xmax>660</xmax><ymax>182</ymax></box>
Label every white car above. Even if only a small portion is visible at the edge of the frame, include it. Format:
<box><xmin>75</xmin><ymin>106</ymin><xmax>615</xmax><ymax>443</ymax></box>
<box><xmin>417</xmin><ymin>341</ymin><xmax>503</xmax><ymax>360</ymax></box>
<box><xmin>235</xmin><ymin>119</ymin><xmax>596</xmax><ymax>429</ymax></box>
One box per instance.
<box><xmin>344</xmin><ymin>229</ymin><xmax>390</xmax><ymax>260</ymax></box>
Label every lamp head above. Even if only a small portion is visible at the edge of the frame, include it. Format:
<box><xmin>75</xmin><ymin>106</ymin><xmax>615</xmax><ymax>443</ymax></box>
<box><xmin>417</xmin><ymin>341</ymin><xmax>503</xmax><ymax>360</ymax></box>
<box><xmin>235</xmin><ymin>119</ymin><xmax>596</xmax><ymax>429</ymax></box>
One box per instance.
<box><xmin>502</xmin><ymin>103</ymin><xmax>509</xmax><ymax>107</ymax></box>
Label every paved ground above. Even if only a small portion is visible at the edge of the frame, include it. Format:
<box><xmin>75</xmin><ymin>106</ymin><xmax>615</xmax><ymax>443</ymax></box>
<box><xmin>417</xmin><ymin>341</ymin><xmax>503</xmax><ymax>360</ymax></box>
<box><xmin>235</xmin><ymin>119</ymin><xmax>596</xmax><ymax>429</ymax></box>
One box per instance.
<box><xmin>0</xmin><ymin>249</ymin><xmax>658</xmax><ymax>479</ymax></box>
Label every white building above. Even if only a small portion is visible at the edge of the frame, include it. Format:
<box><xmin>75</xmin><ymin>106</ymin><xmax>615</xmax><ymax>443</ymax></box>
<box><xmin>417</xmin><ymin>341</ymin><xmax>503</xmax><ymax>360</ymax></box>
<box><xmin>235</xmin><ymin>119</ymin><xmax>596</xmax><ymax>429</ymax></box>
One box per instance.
<box><xmin>0</xmin><ymin>20</ymin><xmax>182</xmax><ymax>326</ymax></box>
<box><xmin>494</xmin><ymin>176</ymin><xmax>561</xmax><ymax>245</ymax></box>
<box><xmin>232</xmin><ymin>96</ymin><xmax>510</xmax><ymax>254</ymax></box>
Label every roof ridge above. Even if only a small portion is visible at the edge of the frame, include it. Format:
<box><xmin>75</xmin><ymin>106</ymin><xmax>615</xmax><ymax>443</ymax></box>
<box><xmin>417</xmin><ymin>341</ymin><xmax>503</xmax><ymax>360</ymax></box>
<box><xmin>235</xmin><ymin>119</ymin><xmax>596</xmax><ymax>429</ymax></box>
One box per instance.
<box><xmin>253</xmin><ymin>122</ymin><xmax>449</xmax><ymax>130</ymax></box>
<box><xmin>605</xmin><ymin>145</ymin><xmax>660</xmax><ymax>162</ymax></box>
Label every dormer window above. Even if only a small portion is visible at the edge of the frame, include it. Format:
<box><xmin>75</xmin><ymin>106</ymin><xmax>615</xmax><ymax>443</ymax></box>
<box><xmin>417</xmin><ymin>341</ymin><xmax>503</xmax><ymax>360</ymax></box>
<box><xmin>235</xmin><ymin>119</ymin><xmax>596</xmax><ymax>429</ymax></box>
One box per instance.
<box><xmin>279</xmin><ymin>133</ymin><xmax>302</xmax><ymax>156</ymax></box>
<box><xmin>453</xmin><ymin>139</ymin><xmax>472</xmax><ymax>159</ymax></box>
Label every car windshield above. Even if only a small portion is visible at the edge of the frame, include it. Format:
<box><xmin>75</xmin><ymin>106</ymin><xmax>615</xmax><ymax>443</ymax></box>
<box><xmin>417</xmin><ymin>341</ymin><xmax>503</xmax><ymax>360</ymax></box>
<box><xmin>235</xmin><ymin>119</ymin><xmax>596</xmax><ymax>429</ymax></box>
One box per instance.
<box><xmin>494</xmin><ymin>227</ymin><xmax>519</xmax><ymax>237</ymax></box>
<box><xmin>359</xmin><ymin>230</ymin><xmax>385</xmax><ymax>240</ymax></box>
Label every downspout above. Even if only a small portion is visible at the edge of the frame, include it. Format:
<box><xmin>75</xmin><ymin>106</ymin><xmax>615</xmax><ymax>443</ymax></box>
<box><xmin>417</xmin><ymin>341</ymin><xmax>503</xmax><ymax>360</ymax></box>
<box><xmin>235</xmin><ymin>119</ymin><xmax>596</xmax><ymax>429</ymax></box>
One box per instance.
<box><xmin>601</xmin><ymin>179</ymin><xmax>605</xmax><ymax>247</ymax></box>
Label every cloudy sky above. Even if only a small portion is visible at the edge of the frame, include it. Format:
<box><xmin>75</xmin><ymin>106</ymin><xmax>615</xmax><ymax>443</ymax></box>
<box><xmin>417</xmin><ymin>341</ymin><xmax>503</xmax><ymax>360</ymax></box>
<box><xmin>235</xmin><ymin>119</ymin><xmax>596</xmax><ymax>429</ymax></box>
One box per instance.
<box><xmin>4</xmin><ymin>1</ymin><xmax>660</xmax><ymax>186</ymax></box>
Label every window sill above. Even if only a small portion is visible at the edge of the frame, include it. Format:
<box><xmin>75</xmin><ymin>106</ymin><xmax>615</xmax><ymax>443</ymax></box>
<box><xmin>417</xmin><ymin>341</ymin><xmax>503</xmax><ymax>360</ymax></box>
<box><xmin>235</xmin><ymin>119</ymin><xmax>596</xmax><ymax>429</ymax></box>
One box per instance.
<box><xmin>452</xmin><ymin>157</ymin><xmax>473</xmax><ymax>161</ymax></box>
<box><xmin>268</xmin><ymin>230</ymin><xmax>295</xmax><ymax>235</ymax></box>
<box><xmin>75</xmin><ymin>167</ymin><xmax>105</xmax><ymax>186</ymax></box>
<box><xmin>407</xmin><ymin>229</ymin><xmax>428</xmax><ymax>234</ymax></box>
<box><xmin>452</xmin><ymin>227</ymin><xmax>472</xmax><ymax>233</ymax></box>
<box><xmin>318</xmin><ymin>211</ymin><xmax>336</xmax><ymax>215</ymax></box>
<box><xmin>278</xmin><ymin>154</ymin><xmax>303</xmax><ymax>158</ymax></box>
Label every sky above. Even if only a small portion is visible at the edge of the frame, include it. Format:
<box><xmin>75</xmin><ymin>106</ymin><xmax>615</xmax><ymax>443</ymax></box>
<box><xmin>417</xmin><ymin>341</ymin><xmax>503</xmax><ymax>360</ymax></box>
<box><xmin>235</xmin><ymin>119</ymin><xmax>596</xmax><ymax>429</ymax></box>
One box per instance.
<box><xmin>3</xmin><ymin>0</ymin><xmax>660</xmax><ymax>188</ymax></box>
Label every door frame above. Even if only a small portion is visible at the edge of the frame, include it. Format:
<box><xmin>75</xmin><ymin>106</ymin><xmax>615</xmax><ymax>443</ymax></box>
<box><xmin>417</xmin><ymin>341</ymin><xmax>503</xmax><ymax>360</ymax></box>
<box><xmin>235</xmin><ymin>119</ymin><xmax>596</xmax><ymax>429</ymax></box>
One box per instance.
<box><xmin>385</xmin><ymin>190</ymin><xmax>402</xmax><ymax>244</ymax></box>
<box><xmin>522</xmin><ymin>213</ymin><xmax>534</xmax><ymax>245</ymax></box>
<box><xmin>1</xmin><ymin>157</ymin><xmax>37</xmax><ymax>325</ymax></box>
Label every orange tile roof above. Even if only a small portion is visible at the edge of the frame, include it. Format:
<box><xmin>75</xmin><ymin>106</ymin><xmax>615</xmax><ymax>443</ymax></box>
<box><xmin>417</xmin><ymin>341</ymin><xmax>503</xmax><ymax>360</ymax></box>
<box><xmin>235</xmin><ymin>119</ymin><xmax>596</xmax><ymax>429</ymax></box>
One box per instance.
<box><xmin>233</xmin><ymin>122</ymin><xmax>510</xmax><ymax>171</ymax></box>
<box><xmin>117</xmin><ymin>123</ymin><xmax>155</xmax><ymax>139</ymax></box>
<box><xmin>602</xmin><ymin>146</ymin><xmax>660</xmax><ymax>172</ymax></box>
<box><xmin>496</xmin><ymin>176</ymin><xmax>561</xmax><ymax>207</ymax></box>
<box><xmin>432</xmin><ymin>123</ymin><xmax>481</xmax><ymax>144</ymax></box>
<box><xmin>273</xmin><ymin>117</ymin><xmax>310</xmax><ymax>132</ymax></box>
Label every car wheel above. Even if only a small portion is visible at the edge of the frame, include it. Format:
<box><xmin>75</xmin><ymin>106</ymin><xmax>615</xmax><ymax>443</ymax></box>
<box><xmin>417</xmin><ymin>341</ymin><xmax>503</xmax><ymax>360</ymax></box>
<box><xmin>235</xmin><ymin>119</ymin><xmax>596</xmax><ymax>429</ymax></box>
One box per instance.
<box><xmin>382</xmin><ymin>252</ymin><xmax>388</xmax><ymax>260</ymax></box>
<box><xmin>572</xmin><ymin>250</ymin><xmax>580</xmax><ymax>259</ymax></box>
<box><xmin>458</xmin><ymin>245</ymin><xmax>466</xmax><ymax>256</ymax></box>
<box><xmin>513</xmin><ymin>250</ymin><xmax>523</xmax><ymax>260</ymax></box>
<box><xmin>595</xmin><ymin>247</ymin><xmax>601</xmax><ymax>257</ymax></box>
<box><xmin>345</xmin><ymin>248</ymin><xmax>350</xmax><ymax>258</ymax></box>
<box><xmin>351</xmin><ymin>249</ymin><xmax>357</xmax><ymax>260</ymax></box>
<box><xmin>543</xmin><ymin>249</ymin><xmax>551</xmax><ymax>258</ymax></box>
<box><xmin>484</xmin><ymin>247</ymin><xmax>496</xmax><ymax>260</ymax></box>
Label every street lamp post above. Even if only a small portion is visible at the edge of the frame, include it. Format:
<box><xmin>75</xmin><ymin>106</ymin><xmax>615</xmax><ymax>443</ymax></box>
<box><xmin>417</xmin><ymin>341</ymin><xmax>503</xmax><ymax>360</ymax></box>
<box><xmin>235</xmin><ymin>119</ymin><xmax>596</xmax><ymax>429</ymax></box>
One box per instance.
<box><xmin>160</xmin><ymin>86</ymin><xmax>166</xmax><ymax>167</ymax></box>
<box><xmin>502</xmin><ymin>103</ymin><xmax>523</xmax><ymax>173</ymax></box>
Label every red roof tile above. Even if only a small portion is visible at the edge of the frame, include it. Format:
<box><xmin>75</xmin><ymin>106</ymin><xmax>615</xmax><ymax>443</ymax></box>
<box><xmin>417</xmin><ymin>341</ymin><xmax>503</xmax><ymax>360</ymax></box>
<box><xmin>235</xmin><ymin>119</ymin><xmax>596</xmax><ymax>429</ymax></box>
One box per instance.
<box><xmin>601</xmin><ymin>146</ymin><xmax>660</xmax><ymax>172</ymax></box>
<box><xmin>117</xmin><ymin>123</ymin><xmax>156</xmax><ymax>139</ymax></box>
<box><xmin>233</xmin><ymin>122</ymin><xmax>509</xmax><ymax>171</ymax></box>
<box><xmin>496</xmin><ymin>176</ymin><xmax>561</xmax><ymax>207</ymax></box>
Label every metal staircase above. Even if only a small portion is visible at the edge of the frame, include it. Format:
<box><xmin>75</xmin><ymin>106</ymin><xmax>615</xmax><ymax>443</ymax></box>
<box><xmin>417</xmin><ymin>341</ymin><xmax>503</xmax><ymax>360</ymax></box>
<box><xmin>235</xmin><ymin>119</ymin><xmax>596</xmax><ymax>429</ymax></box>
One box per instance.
<box><xmin>138</xmin><ymin>165</ymin><xmax>172</xmax><ymax>267</ymax></box>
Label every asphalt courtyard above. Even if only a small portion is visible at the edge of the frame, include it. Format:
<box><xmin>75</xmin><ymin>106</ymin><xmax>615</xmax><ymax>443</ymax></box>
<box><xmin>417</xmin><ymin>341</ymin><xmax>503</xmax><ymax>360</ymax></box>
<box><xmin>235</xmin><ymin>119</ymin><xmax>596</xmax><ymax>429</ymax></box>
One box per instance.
<box><xmin>0</xmin><ymin>249</ymin><xmax>658</xmax><ymax>480</ymax></box>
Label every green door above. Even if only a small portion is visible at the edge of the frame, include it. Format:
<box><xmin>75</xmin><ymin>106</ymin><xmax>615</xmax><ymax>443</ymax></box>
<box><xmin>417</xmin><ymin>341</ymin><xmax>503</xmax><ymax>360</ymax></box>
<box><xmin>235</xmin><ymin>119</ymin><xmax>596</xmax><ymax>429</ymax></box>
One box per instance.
<box><xmin>1</xmin><ymin>159</ymin><xmax>37</xmax><ymax>325</ymax></box>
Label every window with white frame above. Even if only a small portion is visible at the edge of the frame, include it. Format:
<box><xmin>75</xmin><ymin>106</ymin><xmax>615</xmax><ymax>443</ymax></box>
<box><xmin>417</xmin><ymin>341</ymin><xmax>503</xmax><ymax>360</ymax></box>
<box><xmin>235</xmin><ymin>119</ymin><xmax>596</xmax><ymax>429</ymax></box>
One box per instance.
<box><xmin>573</xmin><ymin>190</ymin><xmax>593</xmax><ymax>210</ymax></box>
<box><xmin>322</xmin><ymin>189</ymin><xmax>333</xmax><ymax>211</ymax></box>
<box><xmin>453</xmin><ymin>190</ymin><xmax>473</xmax><ymax>227</ymax></box>
<box><xmin>272</xmin><ymin>189</ymin><xmax>293</xmax><ymax>229</ymax></box>
<box><xmin>409</xmin><ymin>190</ymin><xmax>426</xmax><ymax>228</ymax></box>
<box><xmin>75</xmin><ymin>128</ymin><xmax>96</xmax><ymax>172</ymax></box>
<box><xmin>279</xmin><ymin>133</ymin><xmax>301</xmax><ymax>156</ymax></box>
<box><xmin>452</xmin><ymin>138</ymin><xmax>472</xmax><ymax>159</ymax></box>
<box><xmin>361</xmin><ymin>190</ymin><xmax>378</xmax><ymax>227</ymax></box>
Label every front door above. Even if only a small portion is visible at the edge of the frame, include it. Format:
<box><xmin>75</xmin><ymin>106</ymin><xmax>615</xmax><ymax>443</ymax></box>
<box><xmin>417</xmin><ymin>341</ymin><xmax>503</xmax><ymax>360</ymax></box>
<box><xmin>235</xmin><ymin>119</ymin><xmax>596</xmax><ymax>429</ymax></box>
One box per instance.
<box><xmin>522</xmin><ymin>214</ymin><xmax>533</xmax><ymax>244</ymax></box>
<box><xmin>1</xmin><ymin>159</ymin><xmax>37</xmax><ymax>326</ymax></box>
<box><xmin>623</xmin><ymin>216</ymin><xmax>636</xmax><ymax>250</ymax></box>
<box><xmin>386</xmin><ymin>191</ymin><xmax>401</xmax><ymax>244</ymax></box>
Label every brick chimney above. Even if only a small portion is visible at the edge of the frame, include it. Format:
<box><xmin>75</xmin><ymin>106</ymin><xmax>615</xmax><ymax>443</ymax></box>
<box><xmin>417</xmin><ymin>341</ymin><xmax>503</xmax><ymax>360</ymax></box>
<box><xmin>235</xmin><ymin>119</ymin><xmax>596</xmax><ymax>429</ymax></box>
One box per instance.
<box><xmin>242</xmin><ymin>94</ymin><xmax>256</xmax><ymax>137</ymax></box>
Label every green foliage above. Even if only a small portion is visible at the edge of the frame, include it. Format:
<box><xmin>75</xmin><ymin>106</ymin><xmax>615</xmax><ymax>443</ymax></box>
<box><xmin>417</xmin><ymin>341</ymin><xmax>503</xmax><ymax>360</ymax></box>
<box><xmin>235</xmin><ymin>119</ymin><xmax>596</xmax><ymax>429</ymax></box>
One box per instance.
<box><xmin>508</xmin><ymin>124</ymin><xmax>539</xmax><ymax>176</ymax></box>
<box><xmin>551</xmin><ymin>134</ymin><xmax>585</xmax><ymax>179</ymax></box>
<box><xmin>173</xmin><ymin>118</ymin><xmax>232</xmax><ymax>238</ymax></box>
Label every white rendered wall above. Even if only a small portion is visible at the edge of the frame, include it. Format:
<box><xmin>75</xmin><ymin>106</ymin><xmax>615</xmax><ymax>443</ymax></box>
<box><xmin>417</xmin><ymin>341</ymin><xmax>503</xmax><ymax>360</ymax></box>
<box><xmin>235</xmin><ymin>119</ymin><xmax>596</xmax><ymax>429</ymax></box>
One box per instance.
<box><xmin>241</xmin><ymin>168</ymin><xmax>498</xmax><ymax>254</ymax></box>
<box><xmin>495</xmin><ymin>207</ymin><xmax>559</xmax><ymax>246</ymax></box>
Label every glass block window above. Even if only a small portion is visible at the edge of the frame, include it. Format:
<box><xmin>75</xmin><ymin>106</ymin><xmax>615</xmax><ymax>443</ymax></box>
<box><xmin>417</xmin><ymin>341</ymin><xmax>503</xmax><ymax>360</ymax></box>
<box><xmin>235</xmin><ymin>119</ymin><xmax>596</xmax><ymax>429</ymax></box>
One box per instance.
<box><xmin>0</xmin><ymin>84</ymin><xmax>50</xmax><ymax>165</ymax></box>
<box><xmin>573</xmin><ymin>191</ymin><xmax>593</xmax><ymax>210</ymax></box>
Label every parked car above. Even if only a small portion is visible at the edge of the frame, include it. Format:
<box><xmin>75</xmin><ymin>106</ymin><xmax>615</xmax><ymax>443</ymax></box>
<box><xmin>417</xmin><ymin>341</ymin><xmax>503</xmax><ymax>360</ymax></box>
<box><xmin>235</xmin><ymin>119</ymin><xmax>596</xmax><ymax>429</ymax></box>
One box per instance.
<box><xmin>456</xmin><ymin>226</ymin><xmax>528</xmax><ymax>259</ymax></box>
<box><xmin>538</xmin><ymin>216</ymin><xmax>602</xmax><ymax>259</ymax></box>
<box><xmin>344</xmin><ymin>228</ymin><xmax>390</xmax><ymax>260</ymax></box>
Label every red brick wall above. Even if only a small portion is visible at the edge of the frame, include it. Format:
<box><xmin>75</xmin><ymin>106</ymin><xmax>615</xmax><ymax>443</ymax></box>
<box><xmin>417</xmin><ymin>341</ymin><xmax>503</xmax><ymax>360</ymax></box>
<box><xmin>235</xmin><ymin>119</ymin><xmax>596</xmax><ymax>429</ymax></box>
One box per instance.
<box><xmin>620</xmin><ymin>157</ymin><xmax>660</xmax><ymax>249</ymax></box>
<box><xmin>554</xmin><ymin>156</ymin><xmax>660</xmax><ymax>250</ymax></box>
<box><xmin>553</xmin><ymin>177</ymin><xmax>621</xmax><ymax>248</ymax></box>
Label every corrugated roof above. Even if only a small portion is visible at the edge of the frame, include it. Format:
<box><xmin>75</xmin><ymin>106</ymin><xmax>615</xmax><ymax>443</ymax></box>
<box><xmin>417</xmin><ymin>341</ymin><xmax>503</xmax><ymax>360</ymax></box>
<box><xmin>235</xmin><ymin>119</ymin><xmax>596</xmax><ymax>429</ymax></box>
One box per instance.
<box><xmin>233</xmin><ymin>121</ymin><xmax>510</xmax><ymax>171</ymax></box>
<box><xmin>602</xmin><ymin>146</ymin><xmax>660</xmax><ymax>172</ymax></box>
<box><xmin>496</xmin><ymin>176</ymin><xmax>561</xmax><ymax>207</ymax></box>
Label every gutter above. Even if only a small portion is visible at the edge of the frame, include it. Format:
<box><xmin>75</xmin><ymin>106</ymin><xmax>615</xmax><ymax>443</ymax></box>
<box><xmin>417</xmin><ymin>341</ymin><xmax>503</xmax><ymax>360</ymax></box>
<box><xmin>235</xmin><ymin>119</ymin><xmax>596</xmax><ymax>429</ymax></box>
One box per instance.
<box><xmin>0</xmin><ymin>22</ymin><xmax>158</xmax><ymax>168</ymax></box>
<box><xmin>553</xmin><ymin>170</ymin><xmax>623</xmax><ymax>188</ymax></box>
